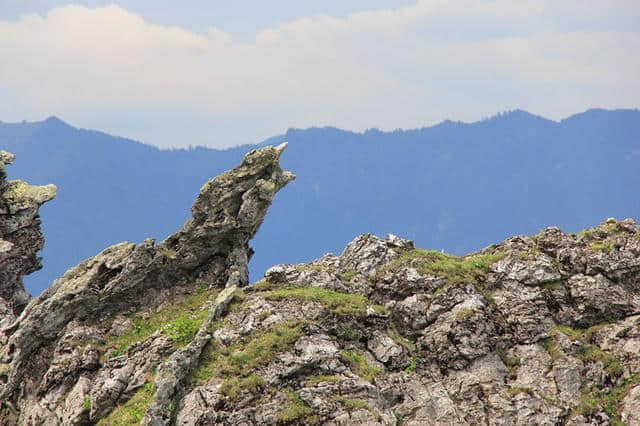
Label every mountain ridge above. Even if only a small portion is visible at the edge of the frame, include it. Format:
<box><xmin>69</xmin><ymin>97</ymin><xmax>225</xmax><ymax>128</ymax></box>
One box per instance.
<box><xmin>4</xmin><ymin>107</ymin><xmax>639</xmax><ymax>151</ymax></box>
<box><xmin>1</xmin><ymin>108</ymin><xmax>638</xmax><ymax>295</ymax></box>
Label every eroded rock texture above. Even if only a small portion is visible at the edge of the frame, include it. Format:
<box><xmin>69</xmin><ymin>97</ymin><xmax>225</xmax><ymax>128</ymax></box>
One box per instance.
<box><xmin>0</xmin><ymin>144</ymin><xmax>294</xmax><ymax>424</ymax></box>
<box><xmin>222</xmin><ymin>221</ymin><xmax>639</xmax><ymax>426</ymax></box>
<box><xmin>1</xmin><ymin>144</ymin><xmax>639</xmax><ymax>425</ymax></box>
<box><xmin>0</xmin><ymin>151</ymin><xmax>56</xmax><ymax>327</ymax></box>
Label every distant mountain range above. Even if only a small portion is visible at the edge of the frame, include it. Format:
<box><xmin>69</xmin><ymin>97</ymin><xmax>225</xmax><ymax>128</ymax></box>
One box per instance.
<box><xmin>1</xmin><ymin>108</ymin><xmax>639</xmax><ymax>295</ymax></box>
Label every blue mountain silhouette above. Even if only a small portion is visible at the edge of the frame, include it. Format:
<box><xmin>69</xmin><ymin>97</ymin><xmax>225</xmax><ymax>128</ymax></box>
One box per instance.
<box><xmin>1</xmin><ymin>109</ymin><xmax>638</xmax><ymax>295</ymax></box>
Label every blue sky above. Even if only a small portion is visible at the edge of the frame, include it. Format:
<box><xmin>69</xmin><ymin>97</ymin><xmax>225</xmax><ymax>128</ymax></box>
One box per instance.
<box><xmin>1</xmin><ymin>1</ymin><xmax>639</xmax><ymax>148</ymax></box>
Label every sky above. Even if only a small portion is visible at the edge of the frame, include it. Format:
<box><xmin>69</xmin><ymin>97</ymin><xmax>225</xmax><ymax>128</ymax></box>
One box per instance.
<box><xmin>1</xmin><ymin>1</ymin><xmax>639</xmax><ymax>149</ymax></box>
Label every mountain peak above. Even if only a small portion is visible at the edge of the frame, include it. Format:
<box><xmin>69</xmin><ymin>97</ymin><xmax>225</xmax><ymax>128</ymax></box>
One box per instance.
<box><xmin>485</xmin><ymin>109</ymin><xmax>551</xmax><ymax>123</ymax></box>
<box><xmin>561</xmin><ymin>107</ymin><xmax>640</xmax><ymax>124</ymax></box>
<box><xmin>41</xmin><ymin>116</ymin><xmax>72</xmax><ymax>129</ymax></box>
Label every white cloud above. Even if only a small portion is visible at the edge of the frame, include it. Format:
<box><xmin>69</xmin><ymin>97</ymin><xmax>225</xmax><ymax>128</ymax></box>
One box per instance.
<box><xmin>0</xmin><ymin>1</ymin><xmax>638</xmax><ymax>148</ymax></box>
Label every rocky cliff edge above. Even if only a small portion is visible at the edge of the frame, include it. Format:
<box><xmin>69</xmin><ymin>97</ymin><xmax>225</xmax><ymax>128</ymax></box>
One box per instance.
<box><xmin>0</xmin><ymin>144</ymin><xmax>294</xmax><ymax>424</ymax></box>
<box><xmin>0</xmin><ymin>150</ymin><xmax>56</xmax><ymax>326</ymax></box>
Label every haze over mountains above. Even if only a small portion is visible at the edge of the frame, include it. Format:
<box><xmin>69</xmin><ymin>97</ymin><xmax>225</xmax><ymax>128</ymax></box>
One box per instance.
<box><xmin>1</xmin><ymin>108</ymin><xmax>639</xmax><ymax>295</ymax></box>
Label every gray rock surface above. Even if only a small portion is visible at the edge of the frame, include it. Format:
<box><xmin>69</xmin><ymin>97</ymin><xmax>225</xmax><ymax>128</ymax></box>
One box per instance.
<box><xmin>0</xmin><ymin>150</ymin><xmax>56</xmax><ymax>326</ymax></box>
<box><xmin>1</xmin><ymin>147</ymin><xmax>639</xmax><ymax>425</ymax></box>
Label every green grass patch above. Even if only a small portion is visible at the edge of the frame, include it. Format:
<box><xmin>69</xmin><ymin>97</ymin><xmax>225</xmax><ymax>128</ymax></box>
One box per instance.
<box><xmin>603</xmin><ymin>373</ymin><xmax>640</xmax><ymax>425</ymax></box>
<box><xmin>97</xmin><ymin>382</ymin><xmax>154</xmax><ymax>425</ymax></box>
<box><xmin>576</xmin><ymin>344</ymin><xmax>623</xmax><ymax>378</ymax></box>
<box><xmin>578</xmin><ymin>220</ymin><xmax>633</xmax><ymax>255</ymax></box>
<box><xmin>378</xmin><ymin>249</ymin><xmax>505</xmax><ymax>297</ymax></box>
<box><xmin>507</xmin><ymin>386</ymin><xmax>535</xmax><ymax>398</ymax></box>
<box><xmin>381</xmin><ymin>249</ymin><xmax>451</xmax><ymax>273</ymax></box>
<box><xmin>219</xmin><ymin>375</ymin><xmax>266</xmax><ymax>400</ymax></box>
<box><xmin>479</xmin><ymin>288</ymin><xmax>498</xmax><ymax>308</ymax></box>
<box><xmin>258</xmin><ymin>285</ymin><xmax>388</xmax><ymax>317</ymax></box>
<box><xmin>251</xmin><ymin>279</ymin><xmax>275</xmax><ymax>291</ymax></box>
<box><xmin>340</xmin><ymin>351</ymin><xmax>380</xmax><ymax>382</ymax></box>
<box><xmin>332</xmin><ymin>396</ymin><xmax>380</xmax><ymax>421</ymax></box>
<box><xmin>82</xmin><ymin>395</ymin><xmax>91</xmax><ymax>411</ymax></box>
<box><xmin>387</xmin><ymin>250</ymin><xmax>505</xmax><ymax>284</ymax></box>
<box><xmin>404</xmin><ymin>356</ymin><xmax>417</xmax><ymax>373</ymax></box>
<box><xmin>583</xmin><ymin>322</ymin><xmax>612</xmax><ymax>340</ymax></box>
<box><xmin>516</xmin><ymin>249</ymin><xmax>541</xmax><ymax>261</ymax></box>
<box><xmin>573</xmin><ymin>385</ymin><xmax>600</xmax><ymax>417</ymax></box>
<box><xmin>338</xmin><ymin>270</ymin><xmax>358</xmax><ymax>282</ymax></box>
<box><xmin>571</xmin><ymin>375</ymin><xmax>640</xmax><ymax>424</ymax></box>
<box><xmin>554</xmin><ymin>322</ymin><xmax>611</xmax><ymax>342</ymax></box>
<box><xmin>164</xmin><ymin>312</ymin><xmax>206</xmax><ymax>347</ymax></box>
<box><xmin>539</xmin><ymin>327</ymin><xmax>622</xmax><ymax>378</ymax></box>
<box><xmin>454</xmin><ymin>307</ymin><xmax>475</xmax><ymax>321</ymax></box>
<box><xmin>277</xmin><ymin>390</ymin><xmax>319</xmax><ymax>424</ymax></box>
<box><xmin>590</xmin><ymin>241</ymin><xmax>614</xmax><ymax>254</ymax></box>
<box><xmin>578</xmin><ymin>220</ymin><xmax>626</xmax><ymax>238</ymax></box>
<box><xmin>103</xmin><ymin>286</ymin><xmax>217</xmax><ymax>356</ymax></box>
<box><xmin>189</xmin><ymin>321</ymin><xmax>304</xmax><ymax>385</ymax></box>
<box><xmin>306</xmin><ymin>374</ymin><xmax>342</xmax><ymax>385</ymax></box>
<box><xmin>389</xmin><ymin>330</ymin><xmax>417</xmax><ymax>354</ymax></box>
<box><xmin>556</xmin><ymin>325</ymin><xmax>583</xmax><ymax>341</ymax></box>
<box><xmin>498</xmin><ymin>348</ymin><xmax>521</xmax><ymax>380</ymax></box>
<box><xmin>337</xmin><ymin>326</ymin><xmax>362</xmax><ymax>342</ymax></box>
<box><xmin>158</xmin><ymin>247</ymin><xmax>178</xmax><ymax>260</ymax></box>
<box><xmin>332</xmin><ymin>395</ymin><xmax>371</xmax><ymax>410</ymax></box>
<box><xmin>188</xmin><ymin>342</ymin><xmax>220</xmax><ymax>384</ymax></box>
<box><xmin>538</xmin><ymin>336</ymin><xmax>563</xmax><ymax>361</ymax></box>
<box><xmin>417</xmin><ymin>252</ymin><xmax>506</xmax><ymax>285</ymax></box>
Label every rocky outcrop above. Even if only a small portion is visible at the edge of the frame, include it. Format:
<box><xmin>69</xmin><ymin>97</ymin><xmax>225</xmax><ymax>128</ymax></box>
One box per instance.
<box><xmin>237</xmin><ymin>221</ymin><xmax>639</xmax><ymax>425</ymax></box>
<box><xmin>0</xmin><ymin>144</ymin><xmax>293</xmax><ymax>424</ymax></box>
<box><xmin>1</xmin><ymin>143</ymin><xmax>639</xmax><ymax>425</ymax></box>
<box><xmin>0</xmin><ymin>151</ymin><xmax>56</xmax><ymax>326</ymax></box>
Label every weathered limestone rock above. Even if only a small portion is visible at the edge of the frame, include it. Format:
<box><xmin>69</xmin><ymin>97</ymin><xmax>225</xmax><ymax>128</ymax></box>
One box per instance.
<box><xmin>0</xmin><ymin>151</ymin><xmax>56</xmax><ymax>325</ymax></box>
<box><xmin>0</xmin><ymin>144</ymin><xmax>294</xmax><ymax>424</ymax></box>
<box><xmin>621</xmin><ymin>384</ymin><xmax>640</xmax><ymax>424</ymax></box>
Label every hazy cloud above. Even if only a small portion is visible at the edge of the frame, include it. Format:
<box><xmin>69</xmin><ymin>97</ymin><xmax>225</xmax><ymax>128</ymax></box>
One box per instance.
<box><xmin>1</xmin><ymin>1</ymin><xmax>638</xmax><ymax>148</ymax></box>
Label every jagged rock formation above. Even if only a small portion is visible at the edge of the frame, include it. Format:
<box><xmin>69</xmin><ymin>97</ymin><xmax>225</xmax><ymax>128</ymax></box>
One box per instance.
<box><xmin>180</xmin><ymin>221</ymin><xmax>639</xmax><ymax>426</ymax></box>
<box><xmin>0</xmin><ymin>144</ymin><xmax>294</xmax><ymax>424</ymax></box>
<box><xmin>0</xmin><ymin>151</ymin><xmax>56</xmax><ymax>327</ymax></box>
<box><xmin>1</xmin><ymin>144</ymin><xmax>639</xmax><ymax>425</ymax></box>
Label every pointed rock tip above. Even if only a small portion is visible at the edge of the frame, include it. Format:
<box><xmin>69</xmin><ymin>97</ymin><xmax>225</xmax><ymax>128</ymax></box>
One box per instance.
<box><xmin>275</xmin><ymin>141</ymin><xmax>288</xmax><ymax>157</ymax></box>
<box><xmin>3</xmin><ymin>182</ymin><xmax>57</xmax><ymax>208</ymax></box>
<box><xmin>241</xmin><ymin>142</ymin><xmax>294</xmax><ymax>180</ymax></box>
<box><xmin>0</xmin><ymin>150</ymin><xmax>15</xmax><ymax>166</ymax></box>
